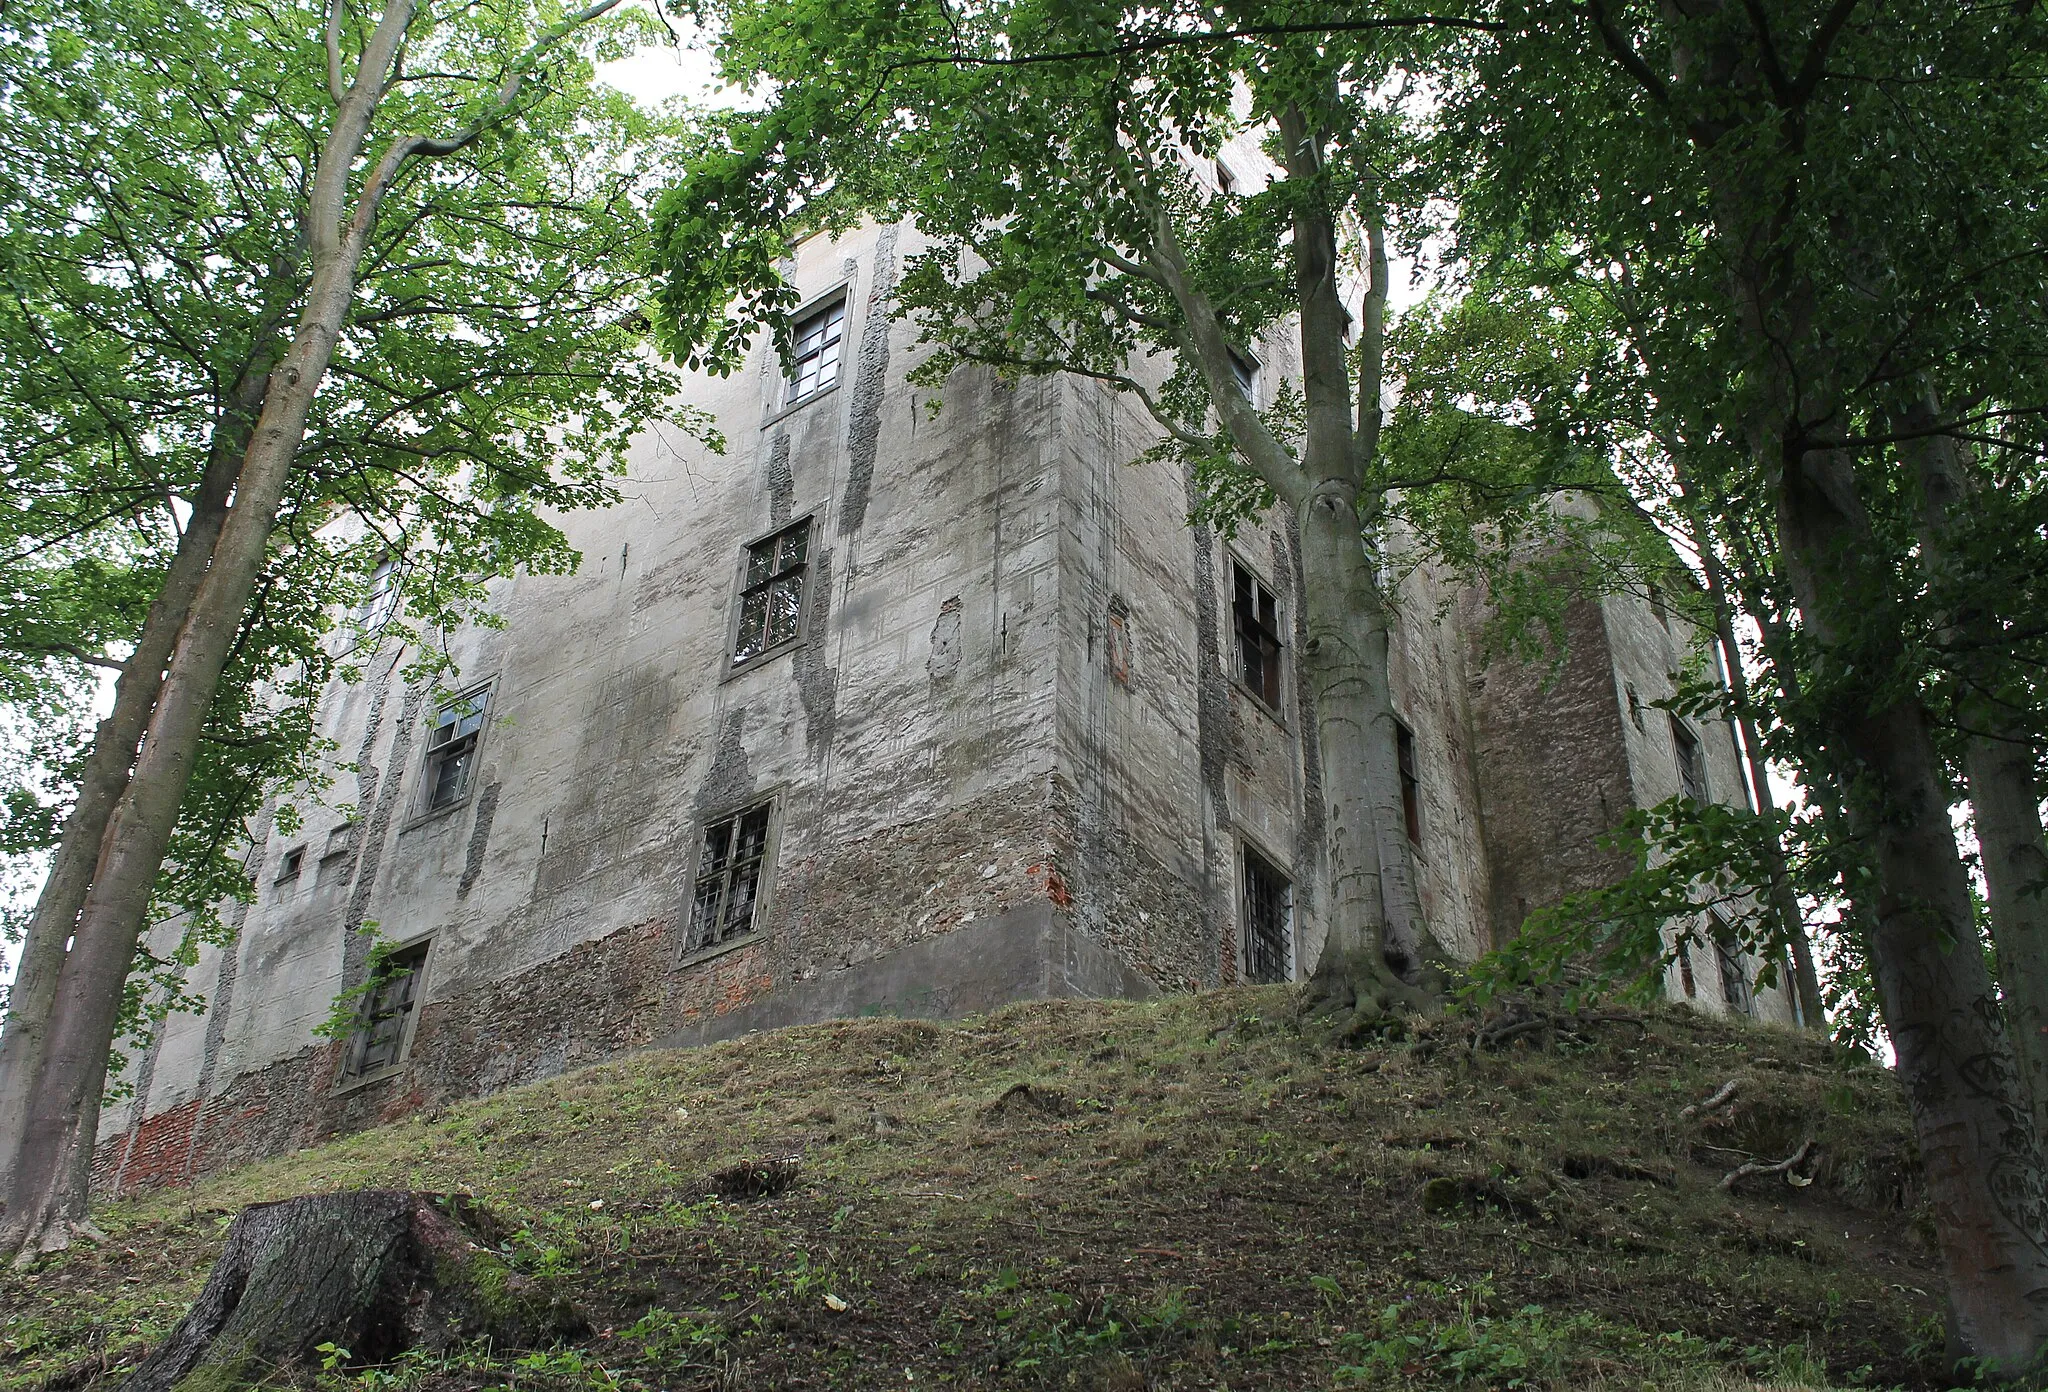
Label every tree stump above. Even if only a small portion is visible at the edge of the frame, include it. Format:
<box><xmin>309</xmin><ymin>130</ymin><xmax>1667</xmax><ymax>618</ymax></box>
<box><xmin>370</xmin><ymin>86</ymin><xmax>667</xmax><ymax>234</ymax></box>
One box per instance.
<box><xmin>121</xmin><ymin>1190</ymin><xmax>579</xmax><ymax>1392</ymax></box>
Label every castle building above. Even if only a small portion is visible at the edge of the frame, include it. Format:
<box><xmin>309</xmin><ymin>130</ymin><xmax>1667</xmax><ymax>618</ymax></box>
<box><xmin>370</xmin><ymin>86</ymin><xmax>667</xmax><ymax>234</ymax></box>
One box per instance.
<box><xmin>97</xmin><ymin>222</ymin><xmax>1793</xmax><ymax>1194</ymax></box>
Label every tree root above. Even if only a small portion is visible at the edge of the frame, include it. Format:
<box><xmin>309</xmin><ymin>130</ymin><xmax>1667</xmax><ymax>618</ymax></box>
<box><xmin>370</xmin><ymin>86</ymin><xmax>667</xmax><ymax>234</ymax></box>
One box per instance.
<box><xmin>1720</xmin><ymin>1139</ymin><xmax>1817</xmax><ymax>1192</ymax></box>
<box><xmin>1301</xmin><ymin>951</ymin><xmax>1438</xmax><ymax>1046</ymax></box>
<box><xmin>1681</xmin><ymin>1079</ymin><xmax>1741</xmax><ymax>1120</ymax></box>
<box><xmin>121</xmin><ymin>1190</ymin><xmax>581</xmax><ymax>1392</ymax></box>
<box><xmin>1468</xmin><ymin>1001</ymin><xmax>1645</xmax><ymax>1054</ymax></box>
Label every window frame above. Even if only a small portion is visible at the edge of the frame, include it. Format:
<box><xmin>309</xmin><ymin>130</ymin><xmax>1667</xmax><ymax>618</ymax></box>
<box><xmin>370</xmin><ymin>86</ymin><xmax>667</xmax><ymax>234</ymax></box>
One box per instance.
<box><xmin>335</xmin><ymin>937</ymin><xmax>431</xmax><ymax>1089</ymax></box>
<box><xmin>1671</xmin><ymin>716</ymin><xmax>1707</xmax><ymax>802</ymax></box>
<box><xmin>1229</xmin><ymin>558</ymin><xmax>1285</xmax><ymax>716</ymax></box>
<box><xmin>1709</xmin><ymin>914</ymin><xmax>1752</xmax><ymax>1014</ymax></box>
<box><xmin>681</xmin><ymin>798</ymin><xmax>780</xmax><ymax>965</ymax></box>
<box><xmin>725</xmin><ymin>515</ymin><xmax>816</xmax><ymax>675</ymax></box>
<box><xmin>781</xmin><ymin>291</ymin><xmax>849</xmax><ymax>411</ymax></box>
<box><xmin>1227</xmin><ymin>348</ymin><xmax>1260</xmax><ymax>406</ymax></box>
<box><xmin>1238</xmin><ymin>840</ymin><xmax>1295</xmax><ymax>985</ymax></box>
<box><xmin>415</xmin><ymin>681</ymin><xmax>494</xmax><ymax>824</ymax></box>
<box><xmin>1394</xmin><ymin>717</ymin><xmax>1423</xmax><ymax>848</ymax></box>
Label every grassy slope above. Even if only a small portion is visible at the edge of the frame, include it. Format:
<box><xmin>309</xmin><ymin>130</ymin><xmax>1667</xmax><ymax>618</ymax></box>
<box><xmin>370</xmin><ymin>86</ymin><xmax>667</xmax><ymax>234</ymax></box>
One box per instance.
<box><xmin>1</xmin><ymin>989</ymin><xmax>1941</xmax><ymax>1391</ymax></box>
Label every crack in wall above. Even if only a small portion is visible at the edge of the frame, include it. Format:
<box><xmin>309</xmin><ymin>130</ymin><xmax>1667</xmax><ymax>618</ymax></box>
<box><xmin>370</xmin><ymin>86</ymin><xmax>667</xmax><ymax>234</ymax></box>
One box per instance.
<box><xmin>457</xmin><ymin>782</ymin><xmax>501</xmax><ymax>898</ymax></box>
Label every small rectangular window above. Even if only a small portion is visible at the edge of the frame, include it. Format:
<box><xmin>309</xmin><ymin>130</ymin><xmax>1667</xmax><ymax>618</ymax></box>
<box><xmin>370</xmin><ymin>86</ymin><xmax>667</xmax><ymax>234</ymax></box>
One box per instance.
<box><xmin>1711</xmin><ymin>917</ymin><xmax>1751</xmax><ymax>1014</ymax></box>
<box><xmin>277</xmin><ymin>846</ymin><xmax>305</xmax><ymax>883</ymax></box>
<box><xmin>787</xmin><ymin>298</ymin><xmax>847</xmax><ymax>405</ymax></box>
<box><xmin>690</xmin><ymin>803</ymin><xmax>773</xmax><ymax>953</ymax></box>
<box><xmin>1240</xmin><ymin>846</ymin><xmax>1293</xmax><ymax>984</ymax></box>
<box><xmin>1232</xmin><ymin>562</ymin><xmax>1282</xmax><ymax>710</ymax></box>
<box><xmin>343</xmin><ymin>940</ymin><xmax>428</xmax><ymax>1079</ymax></box>
<box><xmin>1675</xmin><ymin>937</ymin><xmax>1698</xmax><ymax>998</ymax></box>
<box><xmin>1395</xmin><ymin>719</ymin><xmax>1422</xmax><ymax>845</ymax></box>
<box><xmin>1228</xmin><ymin>349</ymin><xmax>1258</xmax><ymax>402</ymax></box>
<box><xmin>1671</xmin><ymin>718</ymin><xmax>1706</xmax><ymax>802</ymax></box>
<box><xmin>425</xmin><ymin>686</ymin><xmax>490</xmax><ymax>813</ymax></box>
<box><xmin>733</xmin><ymin>519</ymin><xmax>811</xmax><ymax>664</ymax></box>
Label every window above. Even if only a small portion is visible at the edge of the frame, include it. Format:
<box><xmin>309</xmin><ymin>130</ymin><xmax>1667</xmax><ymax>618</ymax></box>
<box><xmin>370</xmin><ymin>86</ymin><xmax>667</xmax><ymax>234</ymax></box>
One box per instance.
<box><xmin>424</xmin><ymin>686</ymin><xmax>490</xmax><ymax>813</ymax></box>
<box><xmin>1395</xmin><ymin>719</ymin><xmax>1422</xmax><ymax>845</ymax></box>
<box><xmin>275</xmin><ymin>846</ymin><xmax>305</xmax><ymax>896</ymax></box>
<box><xmin>1671</xmin><ymin>718</ymin><xmax>1706</xmax><ymax>802</ymax></box>
<box><xmin>1228</xmin><ymin>349</ymin><xmax>1258</xmax><ymax>402</ymax></box>
<box><xmin>364</xmin><ymin>553</ymin><xmax>399</xmax><ymax>627</ymax></box>
<box><xmin>690</xmin><ymin>803</ymin><xmax>772</xmax><ymax>953</ymax></box>
<box><xmin>1240</xmin><ymin>846</ymin><xmax>1293</xmax><ymax>984</ymax></box>
<box><xmin>733</xmin><ymin>519</ymin><xmax>811</xmax><ymax>664</ymax></box>
<box><xmin>1106</xmin><ymin>598</ymin><xmax>1132</xmax><ymax>687</ymax></box>
<box><xmin>1232</xmin><ymin>562</ymin><xmax>1282</xmax><ymax>709</ymax></box>
<box><xmin>1711</xmin><ymin>917</ymin><xmax>1752</xmax><ymax>1014</ymax></box>
<box><xmin>786</xmin><ymin>297</ymin><xmax>846</xmax><ymax>405</ymax></box>
<box><xmin>1215</xmin><ymin>158</ymin><xmax>1236</xmax><ymax>196</ymax></box>
<box><xmin>343</xmin><ymin>940</ymin><xmax>428</xmax><ymax>1079</ymax></box>
<box><xmin>1675</xmin><ymin>937</ymin><xmax>1698</xmax><ymax>999</ymax></box>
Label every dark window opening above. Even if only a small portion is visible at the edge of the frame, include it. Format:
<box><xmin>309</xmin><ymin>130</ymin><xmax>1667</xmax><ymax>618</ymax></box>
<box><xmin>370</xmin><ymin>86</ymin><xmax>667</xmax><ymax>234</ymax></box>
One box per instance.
<box><xmin>1711</xmin><ymin>917</ymin><xmax>1752</xmax><ymax>1014</ymax></box>
<box><xmin>1675</xmin><ymin>938</ymin><xmax>1698</xmax><ymax>998</ymax></box>
<box><xmin>1241</xmin><ymin>846</ymin><xmax>1292</xmax><ymax>984</ymax></box>
<box><xmin>734</xmin><ymin>519</ymin><xmax>811</xmax><ymax>664</ymax></box>
<box><xmin>1228</xmin><ymin>349</ymin><xmax>1258</xmax><ymax>402</ymax></box>
<box><xmin>1215</xmin><ymin>158</ymin><xmax>1236</xmax><ymax>195</ymax></box>
<box><xmin>425</xmin><ymin>687</ymin><xmax>489</xmax><ymax>813</ymax></box>
<box><xmin>787</xmin><ymin>298</ymin><xmax>846</xmax><ymax>404</ymax></box>
<box><xmin>1232</xmin><ymin>562</ymin><xmax>1282</xmax><ymax>709</ymax></box>
<box><xmin>277</xmin><ymin>846</ymin><xmax>305</xmax><ymax>883</ymax></box>
<box><xmin>1672</xmin><ymin>718</ymin><xmax>1706</xmax><ymax>802</ymax></box>
<box><xmin>344</xmin><ymin>941</ymin><xmax>427</xmax><ymax>1079</ymax></box>
<box><xmin>1395</xmin><ymin>719</ymin><xmax>1422</xmax><ymax>846</ymax></box>
<box><xmin>691</xmin><ymin>803</ymin><xmax>772</xmax><ymax>953</ymax></box>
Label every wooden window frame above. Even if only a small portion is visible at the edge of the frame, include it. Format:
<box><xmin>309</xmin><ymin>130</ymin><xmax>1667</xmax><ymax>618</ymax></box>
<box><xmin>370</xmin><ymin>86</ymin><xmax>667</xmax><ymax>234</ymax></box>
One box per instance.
<box><xmin>727</xmin><ymin>516</ymin><xmax>814</xmax><ymax>672</ymax></box>
<box><xmin>1230</xmin><ymin>560</ymin><xmax>1284</xmax><ymax>714</ymax></box>
<box><xmin>338</xmin><ymin>939</ymin><xmax>430</xmax><ymax>1086</ymax></box>
<box><xmin>684</xmin><ymin>800</ymin><xmax>778</xmax><ymax>961</ymax></box>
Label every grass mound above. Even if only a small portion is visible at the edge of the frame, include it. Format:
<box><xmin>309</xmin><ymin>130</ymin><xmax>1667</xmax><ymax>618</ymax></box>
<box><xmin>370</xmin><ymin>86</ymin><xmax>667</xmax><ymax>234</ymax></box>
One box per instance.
<box><xmin>1</xmin><ymin>989</ymin><xmax>1941</xmax><ymax>1390</ymax></box>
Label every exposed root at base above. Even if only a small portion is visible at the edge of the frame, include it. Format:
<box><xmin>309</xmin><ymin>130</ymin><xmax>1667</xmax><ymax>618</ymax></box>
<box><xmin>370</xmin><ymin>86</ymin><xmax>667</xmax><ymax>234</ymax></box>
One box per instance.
<box><xmin>1301</xmin><ymin>952</ymin><xmax>1438</xmax><ymax>1046</ymax></box>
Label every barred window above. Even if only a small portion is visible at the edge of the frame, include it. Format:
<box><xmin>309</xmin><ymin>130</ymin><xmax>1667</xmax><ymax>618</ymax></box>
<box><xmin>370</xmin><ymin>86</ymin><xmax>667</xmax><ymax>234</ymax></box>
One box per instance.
<box><xmin>787</xmin><ymin>298</ymin><xmax>846</xmax><ymax>405</ymax></box>
<box><xmin>733</xmin><ymin>519</ymin><xmax>811</xmax><ymax>664</ymax></box>
<box><xmin>1232</xmin><ymin>562</ymin><xmax>1282</xmax><ymax>710</ymax></box>
<box><xmin>691</xmin><ymin>803</ymin><xmax>772</xmax><ymax>952</ymax></box>
<box><xmin>424</xmin><ymin>686</ymin><xmax>489</xmax><ymax>812</ymax></box>
<box><xmin>1240</xmin><ymin>846</ymin><xmax>1293</xmax><ymax>984</ymax></box>
<box><xmin>343</xmin><ymin>941</ymin><xmax>428</xmax><ymax>1079</ymax></box>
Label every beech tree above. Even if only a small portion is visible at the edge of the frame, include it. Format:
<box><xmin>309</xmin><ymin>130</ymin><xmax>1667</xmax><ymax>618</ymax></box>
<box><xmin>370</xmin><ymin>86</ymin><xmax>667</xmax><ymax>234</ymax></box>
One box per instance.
<box><xmin>1436</xmin><ymin>0</ymin><xmax>2048</xmax><ymax>1368</ymax></box>
<box><xmin>652</xmin><ymin>0</ymin><xmax>1497</xmax><ymax>1031</ymax></box>
<box><xmin>0</xmin><ymin>0</ymin><xmax>707</xmax><ymax>1257</ymax></box>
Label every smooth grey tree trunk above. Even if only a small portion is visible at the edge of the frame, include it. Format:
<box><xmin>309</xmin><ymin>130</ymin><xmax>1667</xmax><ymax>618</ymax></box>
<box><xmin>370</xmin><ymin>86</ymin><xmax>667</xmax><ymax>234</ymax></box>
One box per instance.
<box><xmin>1775</xmin><ymin>441</ymin><xmax>2048</xmax><ymax>1369</ymax></box>
<box><xmin>0</xmin><ymin>0</ymin><xmax>422</xmax><ymax>1259</ymax></box>
<box><xmin>0</xmin><ymin>336</ymin><xmax>281</xmax><ymax>1197</ymax></box>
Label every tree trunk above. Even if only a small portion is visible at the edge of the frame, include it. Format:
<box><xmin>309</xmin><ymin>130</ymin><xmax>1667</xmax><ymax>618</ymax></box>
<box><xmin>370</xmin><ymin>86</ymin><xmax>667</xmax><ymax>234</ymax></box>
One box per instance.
<box><xmin>1966</xmin><ymin>727</ymin><xmax>2048</xmax><ymax>1151</ymax></box>
<box><xmin>0</xmin><ymin>345</ymin><xmax>277</xmax><ymax>1197</ymax></box>
<box><xmin>1775</xmin><ymin>443</ymin><xmax>2048</xmax><ymax>1369</ymax></box>
<box><xmin>0</xmin><ymin>0</ymin><xmax>420</xmax><ymax>1260</ymax></box>
<box><xmin>122</xmin><ymin>1191</ymin><xmax>578</xmax><ymax>1392</ymax></box>
<box><xmin>1906</xmin><ymin>405</ymin><xmax>2048</xmax><ymax>1158</ymax></box>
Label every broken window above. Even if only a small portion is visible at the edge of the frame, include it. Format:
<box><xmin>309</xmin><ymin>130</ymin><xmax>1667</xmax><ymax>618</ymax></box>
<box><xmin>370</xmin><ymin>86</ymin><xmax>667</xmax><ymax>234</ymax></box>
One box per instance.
<box><xmin>1671</xmin><ymin>717</ymin><xmax>1706</xmax><ymax>802</ymax></box>
<box><xmin>424</xmin><ymin>686</ymin><xmax>490</xmax><ymax>813</ymax></box>
<box><xmin>733</xmin><ymin>519</ymin><xmax>811</xmax><ymax>664</ymax></box>
<box><xmin>343</xmin><ymin>940</ymin><xmax>428</xmax><ymax>1079</ymax></box>
<box><xmin>1240</xmin><ymin>846</ymin><xmax>1293</xmax><ymax>984</ymax></box>
<box><xmin>1395</xmin><ymin>718</ymin><xmax>1422</xmax><ymax>845</ymax></box>
<box><xmin>787</xmin><ymin>297</ymin><xmax>846</xmax><ymax>405</ymax></box>
<box><xmin>690</xmin><ymin>803</ymin><xmax>772</xmax><ymax>953</ymax></box>
<box><xmin>1232</xmin><ymin>561</ymin><xmax>1282</xmax><ymax>709</ymax></box>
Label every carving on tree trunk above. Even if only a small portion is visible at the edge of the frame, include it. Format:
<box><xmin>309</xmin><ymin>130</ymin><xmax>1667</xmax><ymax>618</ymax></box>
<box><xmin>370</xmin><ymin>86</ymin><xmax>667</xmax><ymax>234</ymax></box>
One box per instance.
<box><xmin>121</xmin><ymin>1191</ymin><xmax>580</xmax><ymax>1392</ymax></box>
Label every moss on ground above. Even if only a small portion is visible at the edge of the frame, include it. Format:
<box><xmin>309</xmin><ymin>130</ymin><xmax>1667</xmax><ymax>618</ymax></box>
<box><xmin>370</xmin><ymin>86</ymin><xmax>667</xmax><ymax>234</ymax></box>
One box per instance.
<box><xmin>0</xmin><ymin>989</ymin><xmax>1944</xmax><ymax>1390</ymax></box>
